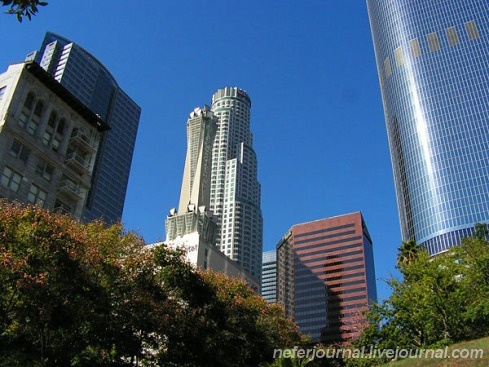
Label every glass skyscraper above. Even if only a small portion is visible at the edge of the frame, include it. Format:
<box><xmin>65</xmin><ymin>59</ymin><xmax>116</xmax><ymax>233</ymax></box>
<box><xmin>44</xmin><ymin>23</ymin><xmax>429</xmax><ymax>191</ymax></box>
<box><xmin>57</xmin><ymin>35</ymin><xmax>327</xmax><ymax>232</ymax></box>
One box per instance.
<box><xmin>261</xmin><ymin>250</ymin><xmax>277</xmax><ymax>303</ymax></box>
<box><xmin>210</xmin><ymin>87</ymin><xmax>263</xmax><ymax>281</ymax></box>
<box><xmin>367</xmin><ymin>1</ymin><xmax>489</xmax><ymax>254</ymax></box>
<box><xmin>33</xmin><ymin>32</ymin><xmax>141</xmax><ymax>223</ymax></box>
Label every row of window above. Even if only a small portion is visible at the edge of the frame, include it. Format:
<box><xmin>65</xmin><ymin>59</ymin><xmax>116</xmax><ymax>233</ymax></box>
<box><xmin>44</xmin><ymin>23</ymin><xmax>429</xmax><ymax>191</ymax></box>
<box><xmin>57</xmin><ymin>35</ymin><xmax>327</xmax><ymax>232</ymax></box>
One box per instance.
<box><xmin>294</xmin><ymin>229</ymin><xmax>357</xmax><ymax>245</ymax></box>
<box><xmin>293</xmin><ymin>248</ymin><xmax>364</xmax><ymax>275</ymax></box>
<box><xmin>1</xmin><ymin>166</ymin><xmax>47</xmax><ymax>205</ymax></box>
<box><xmin>384</xmin><ymin>20</ymin><xmax>479</xmax><ymax>78</ymax></box>
<box><xmin>18</xmin><ymin>92</ymin><xmax>68</xmax><ymax>150</ymax></box>
<box><xmin>294</xmin><ymin>223</ymin><xmax>355</xmax><ymax>239</ymax></box>
<box><xmin>325</xmin><ymin>271</ymin><xmax>364</xmax><ymax>283</ymax></box>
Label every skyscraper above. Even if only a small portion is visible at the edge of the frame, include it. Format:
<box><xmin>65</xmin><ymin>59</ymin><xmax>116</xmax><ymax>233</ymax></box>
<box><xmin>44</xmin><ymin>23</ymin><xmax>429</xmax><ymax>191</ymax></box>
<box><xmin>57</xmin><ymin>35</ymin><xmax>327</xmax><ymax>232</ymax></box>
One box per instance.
<box><xmin>164</xmin><ymin>106</ymin><xmax>259</xmax><ymax>290</ymax></box>
<box><xmin>31</xmin><ymin>32</ymin><xmax>141</xmax><ymax>223</ymax></box>
<box><xmin>261</xmin><ymin>250</ymin><xmax>277</xmax><ymax>303</ymax></box>
<box><xmin>210</xmin><ymin>87</ymin><xmax>263</xmax><ymax>281</ymax></box>
<box><xmin>367</xmin><ymin>1</ymin><xmax>489</xmax><ymax>255</ymax></box>
<box><xmin>276</xmin><ymin>212</ymin><xmax>377</xmax><ymax>344</ymax></box>
<box><xmin>166</xmin><ymin>106</ymin><xmax>218</xmax><ymax>245</ymax></box>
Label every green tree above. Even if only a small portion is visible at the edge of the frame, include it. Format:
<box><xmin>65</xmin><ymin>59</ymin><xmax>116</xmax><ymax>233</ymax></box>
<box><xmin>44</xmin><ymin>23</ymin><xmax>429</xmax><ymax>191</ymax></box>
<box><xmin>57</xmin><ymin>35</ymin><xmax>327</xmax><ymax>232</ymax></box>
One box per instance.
<box><xmin>157</xmin><ymin>268</ymin><xmax>306</xmax><ymax>367</ymax></box>
<box><xmin>0</xmin><ymin>200</ymin><xmax>173</xmax><ymax>366</ymax></box>
<box><xmin>348</xmin><ymin>226</ymin><xmax>489</xmax><ymax>366</ymax></box>
<box><xmin>454</xmin><ymin>232</ymin><xmax>489</xmax><ymax>336</ymax></box>
<box><xmin>473</xmin><ymin>222</ymin><xmax>489</xmax><ymax>240</ymax></box>
<box><xmin>1</xmin><ymin>0</ymin><xmax>47</xmax><ymax>21</ymax></box>
<box><xmin>0</xmin><ymin>200</ymin><xmax>304</xmax><ymax>366</ymax></box>
<box><xmin>265</xmin><ymin>356</ymin><xmax>313</xmax><ymax>367</ymax></box>
<box><xmin>396</xmin><ymin>239</ymin><xmax>422</xmax><ymax>270</ymax></box>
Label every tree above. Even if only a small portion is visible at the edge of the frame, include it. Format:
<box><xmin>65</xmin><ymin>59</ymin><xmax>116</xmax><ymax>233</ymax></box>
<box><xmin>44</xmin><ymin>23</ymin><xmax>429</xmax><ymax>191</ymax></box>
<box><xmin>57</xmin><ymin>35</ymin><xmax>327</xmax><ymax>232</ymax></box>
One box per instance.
<box><xmin>265</xmin><ymin>356</ymin><xmax>313</xmax><ymax>367</ymax></box>
<box><xmin>0</xmin><ymin>200</ymin><xmax>173</xmax><ymax>366</ymax></box>
<box><xmin>0</xmin><ymin>200</ymin><xmax>304</xmax><ymax>366</ymax></box>
<box><xmin>1</xmin><ymin>0</ymin><xmax>47</xmax><ymax>22</ymax></box>
<box><xmin>454</xmin><ymin>232</ymin><xmax>489</xmax><ymax>336</ymax></box>
<box><xmin>473</xmin><ymin>222</ymin><xmax>489</xmax><ymax>240</ymax></box>
<box><xmin>348</xmin><ymin>225</ymin><xmax>489</xmax><ymax>366</ymax></box>
<box><xmin>157</xmin><ymin>268</ymin><xmax>306</xmax><ymax>367</ymax></box>
<box><xmin>396</xmin><ymin>239</ymin><xmax>422</xmax><ymax>270</ymax></box>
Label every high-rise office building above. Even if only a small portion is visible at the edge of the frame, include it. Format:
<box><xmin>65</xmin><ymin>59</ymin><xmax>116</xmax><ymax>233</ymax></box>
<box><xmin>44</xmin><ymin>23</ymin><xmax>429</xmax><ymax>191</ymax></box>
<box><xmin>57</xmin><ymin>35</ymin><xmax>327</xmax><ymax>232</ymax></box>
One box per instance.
<box><xmin>261</xmin><ymin>250</ymin><xmax>277</xmax><ymax>303</ymax></box>
<box><xmin>367</xmin><ymin>1</ymin><xmax>489</xmax><ymax>255</ymax></box>
<box><xmin>166</xmin><ymin>106</ymin><xmax>218</xmax><ymax>245</ymax></box>
<box><xmin>30</xmin><ymin>32</ymin><xmax>141</xmax><ymax>223</ymax></box>
<box><xmin>0</xmin><ymin>61</ymin><xmax>108</xmax><ymax>218</ymax></box>
<box><xmin>277</xmin><ymin>212</ymin><xmax>377</xmax><ymax>343</ymax></box>
<box><xmin>164</xmin><ymin>106</ymin><xmax>258</xmax><ymax>290</ymax></box>
<box><xmin>210</xmin><ymin>87</ymin><xmax>263</xmax><ymax>281</ymax></box>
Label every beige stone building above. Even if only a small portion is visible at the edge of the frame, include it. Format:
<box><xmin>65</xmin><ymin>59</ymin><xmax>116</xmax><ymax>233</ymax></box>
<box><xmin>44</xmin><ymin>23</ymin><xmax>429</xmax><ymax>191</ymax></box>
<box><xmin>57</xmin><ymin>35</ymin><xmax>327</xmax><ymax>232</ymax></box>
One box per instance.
<box><xmin>0</xmin><ymin>61</ymin><xmax>108</xmax><ymax>218</ymax></box>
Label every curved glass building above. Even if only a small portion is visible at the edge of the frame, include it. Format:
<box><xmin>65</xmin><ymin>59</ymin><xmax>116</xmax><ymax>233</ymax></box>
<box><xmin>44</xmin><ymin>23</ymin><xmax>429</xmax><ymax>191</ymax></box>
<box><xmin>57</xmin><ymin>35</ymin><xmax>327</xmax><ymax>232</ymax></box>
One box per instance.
<box><xmin>367</xmin><ymin>1</ymin><xmax>489</xmax><ymax>254</ymax></box>
<box><xmin>35</xmin><ymin>32</ymin><xmax>141</xmax><ymax>223</ymax></box>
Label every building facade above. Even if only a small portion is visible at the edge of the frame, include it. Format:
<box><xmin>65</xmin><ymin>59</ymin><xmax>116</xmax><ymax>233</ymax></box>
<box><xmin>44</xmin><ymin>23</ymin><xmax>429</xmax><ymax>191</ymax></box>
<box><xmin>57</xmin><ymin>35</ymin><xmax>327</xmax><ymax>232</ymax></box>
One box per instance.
<box><xmin>30</xmin><ymin>32</ymin><xmax>141</xmax><ymax>223</ymax></box>
<box><xmin>164</xmin><ymin>106</ymin><xmax>259</xmax><ymax>291</ymax></box>
<box><xmin>261</xmin><ymin>250</ymin><xmax>277</xmax><ymax>303</ymax></box>
<box><xmin>277</xmin><ymin>212</ymin><xmax>377</xmax><ymax>344</ymax></box>
<box><xmin>367</xmin><ymin>0</ymin><xmax>489</xmax><ymax>255</ymax></box>
<box><xmin>0</xmin><ymin>61</ymin><xmax>108</xmax><ymax>218</ymax></box>
<box><xmin>166</xmin><ymin>106</ymin><xmax>218</xmax><ymax>246</ymax></box>
<box><xmin>209</xmin><ymin>87</ymin><xmax>263</xmax><ymax>281</ymax></box>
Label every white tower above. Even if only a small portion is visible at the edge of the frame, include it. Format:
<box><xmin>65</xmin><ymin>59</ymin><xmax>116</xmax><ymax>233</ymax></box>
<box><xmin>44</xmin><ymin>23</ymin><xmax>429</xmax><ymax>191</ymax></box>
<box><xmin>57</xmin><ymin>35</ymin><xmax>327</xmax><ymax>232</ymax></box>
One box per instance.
<box><xmin>163</xmin><ymin>104</ymin><xmax>259</xmax><ymax>290</ymax></box>
<box><xmin>166</xmin><ymin>106</ymin><xmax>217</xmax><ymax>243</ymax></box>
<box><xmin>210</xmin><ymin>87</ymin><xmax>263</xmax><ymax>282</ymax></box>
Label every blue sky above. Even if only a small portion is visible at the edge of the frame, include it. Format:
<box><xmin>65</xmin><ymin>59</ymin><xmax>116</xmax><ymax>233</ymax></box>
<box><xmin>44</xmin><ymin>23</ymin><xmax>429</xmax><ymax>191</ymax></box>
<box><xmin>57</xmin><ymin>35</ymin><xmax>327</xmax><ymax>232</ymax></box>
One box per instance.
<box><xmin>1</xmin><ymin>1</ymin><xmax>401</xmax><ymax>301</ymax></box>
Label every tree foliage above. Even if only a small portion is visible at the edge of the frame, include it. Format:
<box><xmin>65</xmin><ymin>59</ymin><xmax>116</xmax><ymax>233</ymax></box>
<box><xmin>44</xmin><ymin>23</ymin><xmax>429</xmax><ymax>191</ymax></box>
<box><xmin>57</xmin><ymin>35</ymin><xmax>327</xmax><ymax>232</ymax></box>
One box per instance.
<box><xmin>346</xmin><ymin>225</ymin><xmax>489</xmax><ymax>366</ymax></box>
<box><xmin>1</xmin><ymin>0</ymin><xmax>47</xmax><ymax>21</ymax></box>
<box><xmin>0</xmin><ymin>201</ymin><xmax>303</xmax><ymax>366</ymax></box>
<box><xmin>396</xmin><ymin>239</ymin><xmax>422</xmax><ymax>270</ymax></box>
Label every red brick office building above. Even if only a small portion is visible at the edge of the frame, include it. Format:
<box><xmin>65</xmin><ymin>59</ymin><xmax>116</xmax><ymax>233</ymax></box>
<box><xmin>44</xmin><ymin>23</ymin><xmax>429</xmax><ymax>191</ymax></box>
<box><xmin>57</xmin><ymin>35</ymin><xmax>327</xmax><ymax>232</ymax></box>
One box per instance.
<box><xmin>277</xmin><ymin>212</ymin><xmax>377</xmax><ymax>343</ymax></box>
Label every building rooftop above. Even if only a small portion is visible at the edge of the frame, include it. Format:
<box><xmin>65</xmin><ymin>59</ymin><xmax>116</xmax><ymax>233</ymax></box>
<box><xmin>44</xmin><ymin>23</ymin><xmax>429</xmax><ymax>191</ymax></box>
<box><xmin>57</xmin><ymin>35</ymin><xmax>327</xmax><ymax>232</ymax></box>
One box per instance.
<box><xmin>23</xmin><ymin>61</ymin><xmax>110</xmax><ymax>132</ymax></box>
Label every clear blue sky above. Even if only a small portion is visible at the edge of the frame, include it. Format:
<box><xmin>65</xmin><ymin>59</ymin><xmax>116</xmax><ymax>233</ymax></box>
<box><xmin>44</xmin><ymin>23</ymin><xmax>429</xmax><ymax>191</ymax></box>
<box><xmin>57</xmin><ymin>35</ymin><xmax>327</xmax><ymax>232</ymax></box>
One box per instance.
<box><xmin>1</xmin><ymin>0</ymin><xmax>401</xmax><ymax>301</ymax></box>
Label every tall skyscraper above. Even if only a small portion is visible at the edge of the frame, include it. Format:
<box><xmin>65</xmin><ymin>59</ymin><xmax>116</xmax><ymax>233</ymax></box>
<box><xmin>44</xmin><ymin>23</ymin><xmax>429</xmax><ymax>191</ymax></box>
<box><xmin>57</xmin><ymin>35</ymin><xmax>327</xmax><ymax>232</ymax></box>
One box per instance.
<box><xmin>367</xmin><ymin>1</ymin><xmax>489</xmax><ymax>255</ymax></box>
<box><xmin>276</xmin><ymin>212</ymin><xmax>377</xmax><ymax>344</ymax></box>
<box><xmin>0</xmin><ymin>61</ymin><xmax>108</xmax><ymax>218</ymax></box>
<box><xmin>31</xmin><ymin>32</ymin><xmax>141</xmax><ymax>223</ymax></box>
<box><xmin>164</xmin><ymin>106</ymin><xmax>258</xmax><ymax>290</ymax></box>
<box><xmin>210</xmin><ymin>87</ymin><xmax>263</xmax><ymax>281</ymax></box>
<box><xmin>261</xmin><ymin>250</ymin><xmax>277</xmax><ymax>303</ymax></box>
<box><xmin>166</xmin><ymin>106</ymin><xmax>218</xmax><ymax>245</ymax></box>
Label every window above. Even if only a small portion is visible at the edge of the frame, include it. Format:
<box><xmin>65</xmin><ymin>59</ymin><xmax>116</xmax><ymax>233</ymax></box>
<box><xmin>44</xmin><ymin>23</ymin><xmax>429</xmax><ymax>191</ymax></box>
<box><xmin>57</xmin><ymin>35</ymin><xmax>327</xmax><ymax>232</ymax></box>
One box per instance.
<box><xmin>1</xmin><ymin>166</ymin><xmax>22</xmax><ymax>192</ymax></box>
<box><xmin>19</xmin><ymin>92</ymin><xmax>34</xmax><ymax>127</ymax></box>
<box><xmin>427</xmin><ymin>32</ymin><xmax>440</xmax><ymax>52</ymax></box>
<box><xmin>27</xmin><ymin>101</ymin><xmax>44</xmax><ymax>135</ymax></box>
<box><xmin>394</xmin><ymin>46</ymin><xmax>404</xmax><ymax>66</ymax></box>
<box><xmin>384</xmin><ymin>58</ymin><xmax>392</xmax><ymax>78</ymax></box>
<box><xmin>9</xmin><ymin>139</ymin><xmax>31</xmax><ymax>164</ymax></box>
<box><xmin>0</xmin><ymin>86</ymin><xmax>6</xmax><ymax>101</ymax></box>
<box><xmin>446</xmin><ymin>26</ymin><xmax>460</xmax><ymax>46</ymax></box>
<box><xmin>36</xmin><ymin>159</ymin><xmax>54</xmax><ymax>181</ymax></box>
<box><xmin>43</xmin><ymin>111</ymin><xmax>57</xmax><ymax>145</ymax></box>
<box><xmin>52</xmin><ymin>119</ymin><xmax>66</xmax><ymax>151</ymax></box>
<box><xmin>43</xmin><ymin>112</ymin><xmax>65</xmax><ymax>151</ymax></box>
<box><xmin>465</xmin><ymin>20</ymin><xmax>479</xmax><ymax>40</ymax></box>
<box><xmin>18</xmin><ymin>92</ymin><xmax>44</xmax><ymax>136</ymax></box>
<box><xmin>28</xmin><ymin>184</ymin><xmax>47</xmax><ymax>206</ymax></box>
<box><xmin>409</xmin><ymin>38</ymin><xmax>422</xmax><ymax>58</ymax></box>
